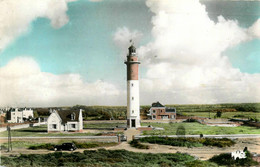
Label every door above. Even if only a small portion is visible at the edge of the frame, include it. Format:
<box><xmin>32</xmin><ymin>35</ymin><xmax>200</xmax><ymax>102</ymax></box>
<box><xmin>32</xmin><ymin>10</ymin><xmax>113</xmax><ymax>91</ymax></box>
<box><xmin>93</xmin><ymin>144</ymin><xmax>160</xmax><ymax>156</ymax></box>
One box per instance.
<box><xmin>131</xmin><ymin>119</ymin><xmax>136</xmax><ymax>128</ymax></box>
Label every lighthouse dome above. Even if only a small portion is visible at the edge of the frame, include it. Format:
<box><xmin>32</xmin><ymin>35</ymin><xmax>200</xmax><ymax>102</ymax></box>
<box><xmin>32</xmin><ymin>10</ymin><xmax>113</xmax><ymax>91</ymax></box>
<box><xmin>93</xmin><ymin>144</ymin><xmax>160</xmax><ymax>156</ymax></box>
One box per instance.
<box><xmin>128</xmin><ymin>44</ymin><xmax>136</xmax><ymax>55</ymax></box>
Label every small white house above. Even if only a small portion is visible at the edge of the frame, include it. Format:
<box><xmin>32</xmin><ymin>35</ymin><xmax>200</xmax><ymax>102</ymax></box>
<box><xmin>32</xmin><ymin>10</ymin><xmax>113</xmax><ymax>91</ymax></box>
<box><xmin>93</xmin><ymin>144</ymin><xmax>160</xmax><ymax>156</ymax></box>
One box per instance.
<box><xmin>47</xmin><ymin>109</ymin><xmax>83</xmax><ymax>133</ymax></box>
<box><xmin>22</xmin><ymin>108</ymin><xmax>34</xmax><ymax>119</ymax></box>
<box><xmin>7</xmin><ymin>108</ymin><xmax>34</xmax><ymax>123</ymax></box>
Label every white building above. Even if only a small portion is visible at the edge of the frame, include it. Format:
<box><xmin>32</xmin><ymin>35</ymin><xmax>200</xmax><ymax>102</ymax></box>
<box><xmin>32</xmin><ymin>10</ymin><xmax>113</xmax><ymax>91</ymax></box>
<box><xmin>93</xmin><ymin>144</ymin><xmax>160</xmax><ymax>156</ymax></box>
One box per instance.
<box><xmin>124</xmin><ymin>43</ymin><xmax>141</xmax><ymax>128</ymax></box>
<box><xmin>7</xmin><ymin>108</ymin><xmax>34</xmax><ymax>123</ymax></box>
<box><xmin>47</xmin><ymin>109</ymin><xmax>83</xmax><ymax>132</ymax></box>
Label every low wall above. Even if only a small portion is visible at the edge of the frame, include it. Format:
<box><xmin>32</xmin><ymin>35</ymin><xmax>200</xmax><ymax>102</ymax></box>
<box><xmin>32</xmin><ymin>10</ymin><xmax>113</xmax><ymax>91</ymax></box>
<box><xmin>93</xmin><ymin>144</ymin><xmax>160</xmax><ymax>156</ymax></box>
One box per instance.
<box><xmin>0</xmin><ymin>122</ymin><xmax>46</xmax><ymax>132</ymax></box>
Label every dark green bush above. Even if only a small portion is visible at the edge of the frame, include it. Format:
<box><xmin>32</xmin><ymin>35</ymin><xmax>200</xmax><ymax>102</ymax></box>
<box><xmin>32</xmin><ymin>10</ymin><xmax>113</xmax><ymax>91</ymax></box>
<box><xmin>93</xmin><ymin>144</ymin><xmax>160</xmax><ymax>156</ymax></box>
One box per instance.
<box><xmin>28</xmin><ymin>142</ymin><xmax>117</xmax><ymax>150</ymax></box>
<box><xmin>28</xmin><ymin>143</ymin><xmax>54</xmax><ymax>150</ymax></box>
<box><xmin>129</xmin><ymin>139</ymin><xmax>149</xmax><ymax>149</ymax></box>
<box><xmin>139</xmin><ymin>137</ymin><xmax>235</xmax><ymax>148</ymax></box>
<box><xmin>185</xmin><ymin>160</ymin><xmax>218</xmax><ymax>167</ymax></box>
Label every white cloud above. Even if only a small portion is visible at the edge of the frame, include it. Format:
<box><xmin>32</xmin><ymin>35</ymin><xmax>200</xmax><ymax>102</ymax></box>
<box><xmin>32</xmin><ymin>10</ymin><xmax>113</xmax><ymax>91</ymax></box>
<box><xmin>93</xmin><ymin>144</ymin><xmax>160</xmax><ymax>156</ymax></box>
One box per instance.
<box><xmin>0</xmin><ymin>57</ymin><xmax>121</xmax><ymax>107</ymax></box>
<box><xmin>0</xmin><ymin>0</ymin><xmax>72</xmax><ymax>51</ymax></box>
<box><xmin>136</xmin><ymin>0</ymin><xmax>260</xmax><ymax>104</ymax></box>
<box><xmin>248</xmin><ymin>19</ymin><xmax>260</xmax><ymax>38</ymax></box>
<box><xmin>113</xmin><ymin>27</ymin><xmax>143</xmax><ymax>57</ymax></box>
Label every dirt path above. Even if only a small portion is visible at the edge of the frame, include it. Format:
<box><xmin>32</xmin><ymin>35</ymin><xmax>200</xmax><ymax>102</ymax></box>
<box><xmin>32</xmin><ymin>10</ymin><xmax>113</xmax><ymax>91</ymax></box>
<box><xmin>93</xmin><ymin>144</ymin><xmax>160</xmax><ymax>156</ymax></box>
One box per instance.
<box><xmin>1</xmin><ymin>138</ymin><xmax>259</xmax><ymax>160</ymax></box>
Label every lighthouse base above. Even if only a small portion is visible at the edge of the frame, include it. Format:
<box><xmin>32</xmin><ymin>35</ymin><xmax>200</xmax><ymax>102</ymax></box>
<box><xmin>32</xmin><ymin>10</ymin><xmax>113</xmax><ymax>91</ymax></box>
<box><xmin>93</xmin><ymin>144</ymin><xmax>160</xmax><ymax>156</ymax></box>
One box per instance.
<box><xmin>127</xmin><ymin>118</ymin><xmax>140</xmax><ymax>128</ymax></box>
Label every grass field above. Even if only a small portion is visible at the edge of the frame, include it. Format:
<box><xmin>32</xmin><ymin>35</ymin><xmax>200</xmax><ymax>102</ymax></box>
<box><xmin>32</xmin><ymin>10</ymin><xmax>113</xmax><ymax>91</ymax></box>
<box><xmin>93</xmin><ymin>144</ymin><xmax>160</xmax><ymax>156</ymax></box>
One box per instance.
<box><xmin>84</xmin><ymin>123</ymin><xmax>126</xmax><ymax>129</ymax></box>
<box><xmin>181</xmin><ymin>111</ymin><xmax>260</xmax><ymax>119</ymax></box>
<box><xmin>141</xmin><ymin>122</ymin><xmax>260</xmax><ymax>135</ymax></box>
<box><xmin>0</xmin><ymin>125</ymin><xmax>99</xmax><ymax>137</ymax></box>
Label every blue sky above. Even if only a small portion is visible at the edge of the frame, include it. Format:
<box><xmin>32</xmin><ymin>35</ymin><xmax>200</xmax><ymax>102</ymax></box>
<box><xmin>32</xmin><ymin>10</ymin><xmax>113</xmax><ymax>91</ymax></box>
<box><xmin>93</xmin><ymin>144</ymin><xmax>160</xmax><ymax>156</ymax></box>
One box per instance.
<box><xmin>0</xmin><ymin>0</ymin><xmax>259</xmax><ymax>107</ymax></box>
<box><xmin>0</xmin><ymin>0</ymin><xmax>153</xmax><ymax>85</ymax></box>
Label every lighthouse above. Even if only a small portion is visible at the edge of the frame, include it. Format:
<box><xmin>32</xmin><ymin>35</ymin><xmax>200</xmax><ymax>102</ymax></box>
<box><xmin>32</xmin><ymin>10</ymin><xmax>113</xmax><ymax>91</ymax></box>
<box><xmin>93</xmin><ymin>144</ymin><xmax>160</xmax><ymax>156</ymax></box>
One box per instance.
<box><xmin>124</xmin><ymin>42</ymin><xmax>141</xmax><ymax>128</ymax></box>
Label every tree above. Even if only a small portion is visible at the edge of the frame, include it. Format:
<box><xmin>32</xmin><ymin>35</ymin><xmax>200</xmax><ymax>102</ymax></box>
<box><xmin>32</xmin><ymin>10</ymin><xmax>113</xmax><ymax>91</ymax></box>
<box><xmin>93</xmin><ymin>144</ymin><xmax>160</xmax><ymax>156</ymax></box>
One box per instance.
<box><xmin>216</xmin><ymin>111</ymin><xmax>222</xmax><ymax>118</ymax></box>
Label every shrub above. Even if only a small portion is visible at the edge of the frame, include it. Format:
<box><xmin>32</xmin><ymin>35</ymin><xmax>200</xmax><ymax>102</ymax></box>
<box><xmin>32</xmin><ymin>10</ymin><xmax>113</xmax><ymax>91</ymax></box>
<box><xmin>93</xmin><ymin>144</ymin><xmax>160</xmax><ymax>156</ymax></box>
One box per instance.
<box><xmin>129</xmin><ymin>139</ymin><xmax>149</xmax><ymax>149</ymax></box>
<box><xmin>28</xmin><ymin>143</ymin><xmax>54</xmax><ymax>150</ymax></box>
<box><xmin>139</xmin><ymin>137</ymin><xmax>235</xmax><ymax>148</ymax></box>
<box><xmin>28</xmin><ymin>142</ymin><xmax>117</xmax><ymax>150</ymax></box>
<box><xmin>185</xmin><ymin>160</ymin><xmax>218</xmax><ymax>167</ymax></box>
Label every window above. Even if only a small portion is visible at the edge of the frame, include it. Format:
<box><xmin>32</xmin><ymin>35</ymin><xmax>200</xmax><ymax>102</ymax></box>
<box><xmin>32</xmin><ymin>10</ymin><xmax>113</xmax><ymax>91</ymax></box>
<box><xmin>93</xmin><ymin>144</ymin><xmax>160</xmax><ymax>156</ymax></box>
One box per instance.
<box><xmin>161</xmin><ymin>110</ymin><xmax>163</xmax><ymax>113</ymax></box>
<box><xmin>131</xmin><ymin>83</ymin><xmax>134</xmax><ymax>87</ymax></box>
<box><xmin>132</xmin><ymin>97</ymin><xmax>134</xmax><ymax>100</ymax></box>
<box><xmin>132</xmin><ymin>110</ymin><xmax>134</xmax><ymax>114</ymax></box>
<box><xmin>131</xmin><ymin>59</ymin><xmax>134</xmax><ymax>61</ymax></box>
<box><xmin>71</xmin><ymin>112</ymin><xmax>76</xmax><ymax>120</ymax></box>
<box><xmin>52</xmin><ymin>124</ymin><xmax>57</xmax><ymax>129</ymax></box>
<box><xmin>71</xmin><ymin>124</ymin><xmax>76</xmax><ymax>128</ymax></box>
<box><xmin>153</xmin><ymin>110</ymin><xmax>156</xmax><ymax>113</ymax></box>
<box><xmin>153</xmin><ymin>115</ymin><xmax>156</xmax><ymax>119</ymax></box>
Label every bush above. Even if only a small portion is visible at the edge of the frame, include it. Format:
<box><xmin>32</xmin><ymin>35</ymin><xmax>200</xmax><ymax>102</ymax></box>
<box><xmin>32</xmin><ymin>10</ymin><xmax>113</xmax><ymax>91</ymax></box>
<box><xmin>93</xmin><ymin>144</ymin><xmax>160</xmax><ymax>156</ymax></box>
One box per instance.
<box><xmin>209</xmin><ymin>151</ymin><xmax>259</xmax><ymax>166</ymax></box>
<box><xmin>185</xmin><ymin>119</ymin><xmax>199</xmax><ymax>123</ymax></box>
<box><xmin>28</xmin><ymin>143</ymin><xmax>54</xmax><ymax>150</ymax></box>
<box><xmin>139</xmin><ymin>137</ymin><xmax>235</xmax><ymax>148</ymax></box>
<box><xmin>129</xmin><ymin>139</ymin><xmax>149</xmax><ymax>149</ymax></box>
<box><xmin>28</xmin><ymin>142</ymin><xmax>117</xmax><ymax>150</ymax></box>
<box><xmin>185</xmin><ymin>160</ymin><xmax>218</xmax><ymax>167</ymax></box>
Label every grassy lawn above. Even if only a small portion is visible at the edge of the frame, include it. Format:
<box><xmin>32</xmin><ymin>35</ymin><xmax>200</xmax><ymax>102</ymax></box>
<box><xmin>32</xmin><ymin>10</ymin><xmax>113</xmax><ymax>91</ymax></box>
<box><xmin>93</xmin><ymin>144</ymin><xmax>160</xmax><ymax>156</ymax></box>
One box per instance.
<box><xmin>181</xmin><ymin>111</ymin><xmax>260</xmax><ymax>119</ymax></box>
<box><xmin>141</xmin><ymin>122</ymin><xmax>260</xmax><ymax>135</ymax></box>
<box><xmin>0</xmin><ymin>125</ymin><xmax>100</xmax><ymax>137</ymax></box>
<box><xmin>84</xmin><ymin>123</ymin><xmax>126</xmax><ymax>129</ymax></box>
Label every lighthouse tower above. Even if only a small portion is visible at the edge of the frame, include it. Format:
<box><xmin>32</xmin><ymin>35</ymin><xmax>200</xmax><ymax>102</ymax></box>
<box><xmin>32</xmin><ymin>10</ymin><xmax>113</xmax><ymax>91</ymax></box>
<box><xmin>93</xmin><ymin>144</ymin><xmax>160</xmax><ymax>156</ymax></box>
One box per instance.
<box><xmin>124</xmin><ymin>42</ymin><xmax>141</xmax><ymax>128</ymax></box>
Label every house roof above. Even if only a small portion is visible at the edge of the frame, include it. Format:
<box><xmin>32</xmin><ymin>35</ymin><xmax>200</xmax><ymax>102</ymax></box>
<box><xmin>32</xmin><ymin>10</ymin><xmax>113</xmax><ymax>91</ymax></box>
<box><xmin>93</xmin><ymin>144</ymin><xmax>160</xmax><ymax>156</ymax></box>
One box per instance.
<box><xmin>56</xmin><ymin>110</ymin><xmax>80</xmax><ymax>124</ymax></box>
<box><xmin>151</xmin><ymin>101</ymin><xmax>165</xmax><ymax>107</ymax></box>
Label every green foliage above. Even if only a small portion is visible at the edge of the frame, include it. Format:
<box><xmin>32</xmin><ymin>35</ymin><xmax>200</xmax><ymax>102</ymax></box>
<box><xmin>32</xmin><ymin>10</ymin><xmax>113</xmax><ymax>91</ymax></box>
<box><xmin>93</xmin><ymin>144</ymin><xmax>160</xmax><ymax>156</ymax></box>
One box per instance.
<box><xmin>29</xmin><ymin>143</ymin><xmax>54</xmax><ymax>150</ymax></box>
<box><xmin>185</xmin><ymin>160</ymin><xmax>218</xmax><ymax>167</ymax></box>
<box><xmin>35</xmin><ymin>103</ymin><xmax>260</xmax><ymax>121</ymax></box>
<box><xmin>209</xmin><ymin>151</ymin><xmax>259</xmax><ymax>166</ymax></box>
<box><xmin>28</xmin><ymin>142</ymin><xmax>117</xmax><ymax>150</ymax></box>
<box><xmin>129</xmin><ymin>139</ymin><xmax>149</xmax><ymax>149</ymax></box>
<box><xmin>167</xmin><ymin>103</ymin><xmax>260</xmax><ymax>113</ymax></box>
<box><xmin>1</xmin><ymin>149</ymin><xmax>197</xmax><ymax>167</ymax></box>
<box><xmin>139</xmin><ymin>137</ymin><xmax>235</xmax><ymax>148</ymax></box>
<box><xmin>72</xmin><ymin>105</ymin><xmax>127</xmax><ymax>120</ymax></box>
<box><xmin>216</xmin><ymin>111</ymin><xmax>222</xmax><ymax>118</ymax></box>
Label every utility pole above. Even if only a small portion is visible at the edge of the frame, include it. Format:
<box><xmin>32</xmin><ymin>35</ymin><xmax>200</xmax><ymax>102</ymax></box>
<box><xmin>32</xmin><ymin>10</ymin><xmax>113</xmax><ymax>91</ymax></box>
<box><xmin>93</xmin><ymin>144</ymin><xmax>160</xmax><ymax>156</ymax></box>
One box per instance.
<box><xmin>7</xmin><ymin>125</ymin><xmax>12</xmax><ymax>152</ymax></box>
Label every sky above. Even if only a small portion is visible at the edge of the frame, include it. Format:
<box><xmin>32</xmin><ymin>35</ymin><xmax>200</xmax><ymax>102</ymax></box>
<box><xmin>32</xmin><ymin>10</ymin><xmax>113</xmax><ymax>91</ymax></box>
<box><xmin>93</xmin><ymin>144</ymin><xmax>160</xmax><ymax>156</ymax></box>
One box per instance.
<box><xmin>0</xmin><ymin>0</ymin><xmax>259</xmax><ymax>107</ymax></box>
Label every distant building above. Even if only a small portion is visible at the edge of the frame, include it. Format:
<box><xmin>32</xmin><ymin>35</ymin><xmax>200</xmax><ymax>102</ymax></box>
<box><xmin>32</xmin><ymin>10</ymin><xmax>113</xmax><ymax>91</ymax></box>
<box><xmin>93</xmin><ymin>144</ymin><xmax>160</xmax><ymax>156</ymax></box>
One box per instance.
<box><xmin>47</xmin><ymin>109</ymin><xmax>83</xmax><ymax>132</ymax></box>
<box><xmin>7</xmin><ymin>108</ymin><xmax>34</xmax><ymax>123</ymax></box>
<box><xmin>147</xmin><ymin>102</ymin><xmax>176</xmax><ymax>120</ymax></box>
